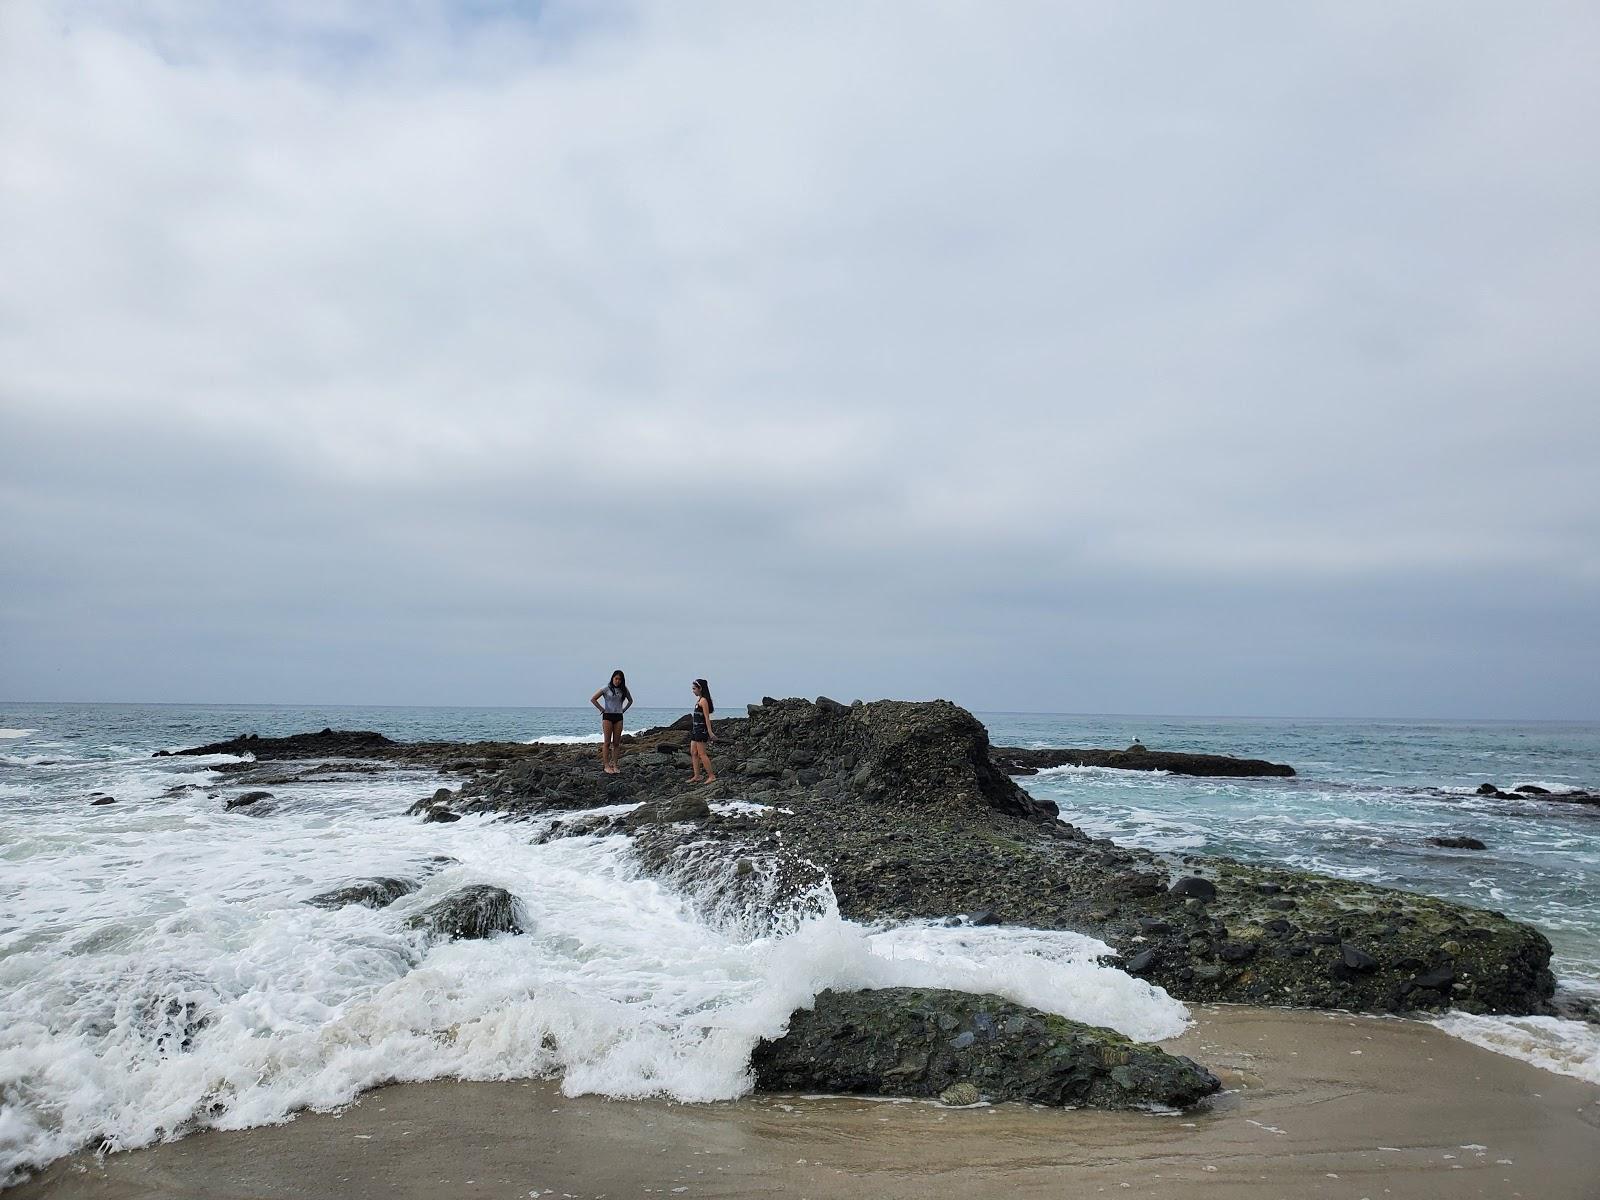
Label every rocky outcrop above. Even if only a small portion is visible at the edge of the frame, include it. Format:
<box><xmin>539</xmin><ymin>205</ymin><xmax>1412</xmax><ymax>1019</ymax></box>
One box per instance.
<box><xmin>469</xmin><ymin>698</ymin><xmax>1057</xmax><ymax>822</ymax></box>
<box><xmin>563</xmin><ymin>702</ymin><xmax>1554</xmax><ymax>1014</ymax></box>
<box><xmin>751</xmin><ymin>988</ymin><xmax>1220</xmax><ymax>1110</ymax></box>
<box><xmin>1428</xmin><ymin>836</ymin><xmax>1488</xmax><ymax>851</ymax></box>
<box><xmin>1102</xmin><ymin>860</ymin><xmax>1550</xmax><ymax>1014</ymax></box>
<box><xmin>159</xmin><ymin>729</ymin><xmax>398</xmax><ymax>759</ymax></box>
<box><xmin>1475</xmin><ymin>782</ymin><xmax>1599</xmax><ymax>807</ymax></box>
<box><xmin>307</xmin><ymin>878</ymin><xmax>420</xmax><ymax>910</ymax></box>
<box><xmin>163</xmin><ymin>698</ymin><xmax>1557</xmax><ymax>1016</ymax></box>
<box><xmin>991</xmin><ymin>746</ymin><xmax>1295</xmax><ymax>778</ymax></box>
<box><xmin>406</xmin><ymin>885</ymin><xmax>523</xmax><ymax>940</ymax></box>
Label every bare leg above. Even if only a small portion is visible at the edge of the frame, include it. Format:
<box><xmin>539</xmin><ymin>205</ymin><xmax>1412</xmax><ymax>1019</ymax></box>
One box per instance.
<box><xmin>604</xmin><ymin>721</ymin><xmax>621</xmax><ymax>773</ymax></box>
<box><xmin>599</xmin><ymin>730</ymin><xmax>609</xmax><ymax>774</ymax></box>
<box><xmin>688</xmin><ymin>741</ymin><xmax>704</xmax><ymax>782</ymax></box>
<box><xmin>690</xmin><ymin>741</ymin><xmax>715</xmax><ymax>783</ymax></box>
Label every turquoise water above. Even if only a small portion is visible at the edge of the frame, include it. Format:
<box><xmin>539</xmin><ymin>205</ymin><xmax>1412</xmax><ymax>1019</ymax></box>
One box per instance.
<box><xmin>4</xmin><ymin>702</ymin><xmax>1598</xmax><ymax>986</ymax></box>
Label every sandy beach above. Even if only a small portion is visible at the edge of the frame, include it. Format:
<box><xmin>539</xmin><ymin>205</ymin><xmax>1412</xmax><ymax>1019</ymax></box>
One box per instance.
<box><xmin>12</xmin><ymin>1005</ymin><xmax>1598</xmax><ymax>1200</ymax></box>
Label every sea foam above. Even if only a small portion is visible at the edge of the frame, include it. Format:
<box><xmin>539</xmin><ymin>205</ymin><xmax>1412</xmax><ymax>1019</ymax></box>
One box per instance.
<box><xmin>0</xmin><ymin>759</ymin><xmax>1187</xmax><ymax>1185</ymax></box>
<box><xmin>1432</xmin><ymin>1012</ymin><xmax>1600</xmax><ymax>1086</ymax></box>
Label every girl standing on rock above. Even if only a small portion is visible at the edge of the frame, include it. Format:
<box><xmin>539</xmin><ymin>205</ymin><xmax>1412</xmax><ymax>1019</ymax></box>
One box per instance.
<box><xmin>688</xmin><ymin>678</ymin><xmax>716</xmax><ymax>783</ymax></box>
<box><xmin>591</xmin><ymin>670</ymin><xmax>633</xmax><ymax>774</ymax></box>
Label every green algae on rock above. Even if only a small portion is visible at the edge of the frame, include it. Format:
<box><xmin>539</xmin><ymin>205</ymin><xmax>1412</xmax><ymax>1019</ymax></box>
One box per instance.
<box><xmin>751</xmin><ymin>987</ymin><xmax>1221</xmax><ymax>1109</ymax></box>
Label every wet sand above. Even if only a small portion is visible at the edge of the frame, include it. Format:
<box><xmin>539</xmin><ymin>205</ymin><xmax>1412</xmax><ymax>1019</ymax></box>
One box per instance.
<box><xmin>13</xmin><ymin>1006</ymin><xmax>1600</xmax><ymax>1199</ymax></box>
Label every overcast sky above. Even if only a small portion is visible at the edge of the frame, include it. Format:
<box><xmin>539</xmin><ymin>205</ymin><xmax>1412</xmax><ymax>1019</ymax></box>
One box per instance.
<box><xmin>2</xmin><ymin>1</ymin><xmax>1597</xmax><ymax>719</ymax></box>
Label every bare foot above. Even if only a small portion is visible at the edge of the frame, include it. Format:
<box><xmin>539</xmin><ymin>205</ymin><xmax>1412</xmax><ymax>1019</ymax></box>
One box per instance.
<box><xmin>704</xmin><ymin>774</ymin><xmax>717</xmax><ymax>783</ymax></box>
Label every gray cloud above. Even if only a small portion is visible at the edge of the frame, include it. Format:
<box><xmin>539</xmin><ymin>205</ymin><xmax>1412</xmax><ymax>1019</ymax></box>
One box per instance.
<box><xmin>2</xmin><ymin>1</ymin><xmax>1597</xmax><ymax>717</ymax></box>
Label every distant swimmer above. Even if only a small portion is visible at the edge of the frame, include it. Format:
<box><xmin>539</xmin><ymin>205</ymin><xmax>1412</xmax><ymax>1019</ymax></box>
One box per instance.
<box><xmin>591</xmin><ymin>669</ymin><xmax>633</xmax><ymax>774</ymax></box>
<box><xmin>688</xmin><ymin>678</ymin><xmax>716</xmax><ymax>783</ymax></box>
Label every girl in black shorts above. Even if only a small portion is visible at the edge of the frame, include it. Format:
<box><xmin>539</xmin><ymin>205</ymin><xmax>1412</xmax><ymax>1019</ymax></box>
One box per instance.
<box><xmin>688</xmin><ymin>678</ymin><xmax>716</xmax><ymax>783</ymax></box>
<box><xmin>591</xmin><ymin>670</ymin><xmax>632</xmax><ymax>774</ymax></box>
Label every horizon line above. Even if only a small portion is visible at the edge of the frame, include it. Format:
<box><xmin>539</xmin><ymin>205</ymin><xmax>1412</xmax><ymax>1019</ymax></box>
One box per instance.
<box><xmin>2</xmin><ymin>698</ymin><xmax>1597</xmax><ymax>726</ymax></box>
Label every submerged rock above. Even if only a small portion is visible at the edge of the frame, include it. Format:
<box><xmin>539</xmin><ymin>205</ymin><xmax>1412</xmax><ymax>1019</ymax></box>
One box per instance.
<box><xmin>407</xmin><ymin>885</ymin><xmax>523</xmax><ymax>940</ymax></box>
<box><xmin>407</xmin><ymin>787</ymin><xmax>457</xmax><ymax>814</ymax></box>
<box><xmin>1473</xmin><ymin>782</ymin><xmax>1599</xmax><ymax>807</ymax></box>
<box><xmin>752</xmin><ymin>988</ymin><xmax>1220</xmax><ymax>1110</ymax></box>
<box><xmin>991</xmin><ymin>746</ymin><xmax>1295</xmax><ymax>778</ymax></box>
<box><xmin>224</xmin><ymin>790</ymin><xmax>273</xmax><ymax>811</ymax></box>
<box><xmin>306</xmin><ymin>877</ymin><xmax>420</xmax><ymax>910</ymax></box>
<box><xmin>622</xmin><ymin>796</ymin><xmax>712</xmax><ymax>828</ymax></box>
<box><xmin>1428</xmin><ymin>836</ymin><xmax>1488</xmax><ymax>851</ymax></box>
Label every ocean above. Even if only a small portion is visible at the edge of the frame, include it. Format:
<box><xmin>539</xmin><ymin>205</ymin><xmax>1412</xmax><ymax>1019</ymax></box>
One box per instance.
<box><xmin>2</xmin><ymin>701</ymin><xmax>1597</xmax><ymax>1184</ymax></box>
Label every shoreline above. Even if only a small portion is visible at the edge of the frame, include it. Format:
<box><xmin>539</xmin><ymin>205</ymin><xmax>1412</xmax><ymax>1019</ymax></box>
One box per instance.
<box><xmin>13</xmin><ymin>1005</ymin><xmax>1600</xmax><ymax>1200</ymax></box>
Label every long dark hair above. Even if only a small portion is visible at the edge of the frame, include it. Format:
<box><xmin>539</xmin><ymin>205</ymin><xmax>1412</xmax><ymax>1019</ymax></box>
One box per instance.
<box><xmin>609</xmin><ymin>669</ymin><xmax>627</xmax><ymax>692</ymax></box>
<box><xmin>694</xmin><ymin>678</ymin><xmax>714</xmax><ymax>714</ymax></box>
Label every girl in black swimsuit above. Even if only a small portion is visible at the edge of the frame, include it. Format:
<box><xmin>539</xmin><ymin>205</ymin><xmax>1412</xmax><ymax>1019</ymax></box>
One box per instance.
<box><xmin>688</xmin><ymin>678</ymin><xmax>716</xmax><ymax>783</ymax></box>
<box><xmin>590</xmin><ymin>670</ymin><xmax>632</xmax><ymax>775</ymax></box>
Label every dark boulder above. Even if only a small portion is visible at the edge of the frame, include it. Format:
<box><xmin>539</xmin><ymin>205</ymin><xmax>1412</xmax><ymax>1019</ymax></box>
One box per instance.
<box><xmin>1428</xmin><ymin>836</ymin><xmax>1488</xmax><ymax>851</ymax></box>
<box><xmin>1169</xmin><ymin>877</ymin><xmax>1217</xmax><ymax>902</ymax></box>
<box><xmin>751</xmin><ymin>988</ymin><xmax>1219</xmax><ymax>1110</ymax></box>
<box><xmin>407</xmin><ymin>885</ymin><xmax>524</xmax><ymax>940</ymax></box>
<box><xmin>88</xmin><ymin>793</ymin><xmax>116</xmax><ymax>806</ymax></box>
<box><xmin>1412</xmin><ymin>964</ymin><xmax>1456</xmax><ymax>992</ymax></box>
<box><xmin>225</xmin><ymin>791</ymin><xmax>273</xmax><ymax>811</ymax></box>
<box><xmin>1124</xmin><ymin>949</ymin><xmax>1157</xmax><ymax>974</ymax></box>
<box><xmin>421</xmin><ymin>808</ymin><xmax>462</xmax><ymax>824</ymax></box>
<box><xmin>307</xmin><ymin>878</ymin><xmax>420</xmax><ymax>910</ymax></box>
<box><xmin>1340</xmin><ymin>944</ymin><xmax>1379</xmax><ymax>973</ymax></box>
